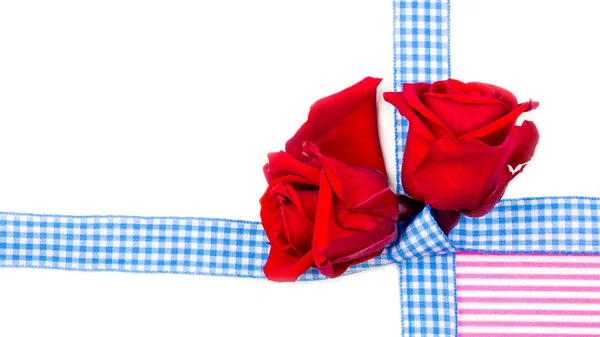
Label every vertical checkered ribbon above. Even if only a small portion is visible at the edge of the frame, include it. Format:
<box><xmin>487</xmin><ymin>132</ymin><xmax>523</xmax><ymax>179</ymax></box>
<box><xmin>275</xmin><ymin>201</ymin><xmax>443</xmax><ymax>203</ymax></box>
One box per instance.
<box><xmin>390</xmin><ymin>1</ymin><xmax>458</xmax><ymax>335</ymax></box>
<box><xmin>2</xmin><ymin>1</ymin><xmax>600</xmax><ymax>337</ymax></box>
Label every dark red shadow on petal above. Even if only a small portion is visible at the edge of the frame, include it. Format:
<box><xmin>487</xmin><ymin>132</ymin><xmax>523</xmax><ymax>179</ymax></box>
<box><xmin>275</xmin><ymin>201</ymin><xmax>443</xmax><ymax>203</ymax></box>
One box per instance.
<box><xmin>397</xmin><ymin>194</ymin><xmax>425</xmax><ymax>222</ymax></box>
<box><xmin>431</xmin><ymin>209</ymin><xmax>462</xmax><ymax>236</ymax></box>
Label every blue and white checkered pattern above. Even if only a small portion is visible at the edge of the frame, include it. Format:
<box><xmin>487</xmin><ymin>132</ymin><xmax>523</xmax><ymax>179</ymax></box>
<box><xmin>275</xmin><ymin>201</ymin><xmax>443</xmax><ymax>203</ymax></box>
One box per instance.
<box><xmin>392</xmin><ymin>1</ymin><xmax>455</xmax><ymax>336</ymax></box>
<box><xmin>0</xmin><ymin>214</ymin><xmax>269</xmax><ymax>278</ymax></box>
<box><xmin>389</xmin><ymin>207</ymin><xmax>455</xmax><ymax>262</ymax></box>
<box><xmin>0</xmin><ymin>212</ymin><xmax>394</xmax><ymax>280</ymax></box>
<box><xmin>452</xmin><ymin>197</ymin><xmax>600</xmax><ymax>254</ymax></box>
<box><xmin>388</xmin><ymin>206</ymin><xmax>458</xmax><ymax>337</ymax></box>
<box><xmin>2</xmin><ymin>1</ymin><xmax>600</xmax><ymax>337</ymax></box>
<box><xmin>394</xmin><ymin>0</ymin><xmax>450</xmax><ymax>194</ymax></box>
<box><xmin>400</xmin><ymin>254</ymin><xmax>456</xmax><ymax>337</ymax></box>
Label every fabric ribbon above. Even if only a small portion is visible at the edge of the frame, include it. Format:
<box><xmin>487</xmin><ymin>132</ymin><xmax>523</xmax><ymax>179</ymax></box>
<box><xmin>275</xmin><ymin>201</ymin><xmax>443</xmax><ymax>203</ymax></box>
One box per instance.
<box><xmin>2</xmin><ymin>197</ymin><xmax>598</xmax><ymax>337</ymax></box>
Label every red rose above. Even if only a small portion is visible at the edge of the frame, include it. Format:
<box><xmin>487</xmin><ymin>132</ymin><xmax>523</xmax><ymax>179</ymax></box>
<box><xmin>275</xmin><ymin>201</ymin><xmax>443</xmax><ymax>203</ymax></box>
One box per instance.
<box><xmin>384</xmin><ymin>79</ymin><xmax>539</xmax><ymax>233</ymax></box>
<box><xmin>260</xmin><ymin>77</ymin><xmax>400</xmax><ymax>282</ymax></box>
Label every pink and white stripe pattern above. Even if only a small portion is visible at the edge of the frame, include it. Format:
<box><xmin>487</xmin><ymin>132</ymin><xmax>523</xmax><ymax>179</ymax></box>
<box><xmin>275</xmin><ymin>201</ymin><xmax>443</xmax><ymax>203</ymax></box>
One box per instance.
<box><xmin>456</xmin><ymin>252</ymin><xmax>600</xmax><ymax>337</ymax></box>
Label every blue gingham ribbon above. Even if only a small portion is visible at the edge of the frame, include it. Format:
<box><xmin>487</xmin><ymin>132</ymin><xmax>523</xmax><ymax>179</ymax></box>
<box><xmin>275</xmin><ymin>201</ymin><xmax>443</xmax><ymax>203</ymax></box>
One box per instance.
<box><xmin>2</xmin><ymin>1</ymin><xmax>600</xmax><ymax>336</ymax></box>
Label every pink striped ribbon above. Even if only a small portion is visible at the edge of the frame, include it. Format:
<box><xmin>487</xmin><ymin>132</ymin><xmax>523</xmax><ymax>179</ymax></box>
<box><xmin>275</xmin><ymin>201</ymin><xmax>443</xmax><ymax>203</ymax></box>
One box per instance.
<box><xmin>456</xmin><ymin>252</ymin><xmax>600</xmax><ymax>336</ymax></box>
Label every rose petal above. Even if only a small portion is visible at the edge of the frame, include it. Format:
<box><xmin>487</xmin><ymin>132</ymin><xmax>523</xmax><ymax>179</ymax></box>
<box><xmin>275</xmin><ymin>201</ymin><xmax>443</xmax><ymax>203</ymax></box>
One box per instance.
<box><xmin>400</xmin><ymin>127</ymin><xmax>435</xmax><ymax>201</ymax></box>
<box><xmin>277</xmin><ymin>200</ymin><xmax>315</xmax><ymax>255</ymax></box>
<box><xmin>311</xmin><ymin>172</ymin><xmax>337</xmax><ymax>277</ymax></box>
<box><xmin>458</xmin><ymin>100</ymin><xmax>539</xmax><ymax>142</ymax></box>
<box><xmin>383</xmin><ymin>91</ymin><xmax>437</xmax><ymax>143</ymax></box>
<box><xmin>349</xmin><ymin>188</ymin><xmax>401</xmax><ymax>223</ymax></box>
<box><xmin>422</xmin><ymin>94</ymin><xmax>510</xmax><ymax>136</ymax></box>
<box><xmin>383</xmin><ymin>91</ymin><xmax>437</xmax><ymax>201</ymax></box>
<box><xmin>303</xmin><ymin>142</ymin><xmax>397</xmax><ymax>214</ymax></box>
<box><xmin>311</xmin><ymin>174</ymin><xmax>396</xmax><ymax>278</ymax></box>
<box><xmin>285</xmin><ymin>188</ymin><xmax>319</xmax><ymax>221</ymax></box>
<box><xmin>268</xmin><ymin>184</ymin><xmax>316</xmax><ymax>255</ymax></box>
<box><xmin>307</xmin><ymin>147</ymin><xmax>398</xmax><ymax>278</ymax></box>
<box><xmin>431</xmin><ymin>79</ymin><xmax>496</xmax><ymax>98</ymax></box>
<box><xmin>322</xmin><ymin>246</ymin><xmax>393</xmax><ymax>279</ymax></box>
<box><xmin>264</xmin><ymin>151</ymin><xmax>320</xmax><ymax>185</ymax></box>
<box><xmin>263</xmin><ymin>247</ymin><xmax>314</xmax><ymax>282</ymax></box>
<box><xmin>414</xmin><ymin>121</ymin><xmax>539</xmax><ymax>215</ymax></box>
<box><xmin>260</xmin><ymin>178</ymin><xmax>319</xmax><ymax>282</ymax></box>
<box><xmin>506</xmin><ymin>121</ymin><xmax>540</xmax><ymax>168</ymax></box>
<box><xmin>432</xmin><ymin>80</ymin><xmax>518</xmax><ymax>110</ymax></box>
<box><xmin>460</xmin><ymin>81</ymin><xmax>496</xmax><ymax>97</ymax></box>
<box><xmin>285</xmin><ymin>77</ymin><xmax>387</xmax><ymax>174</ymax></box>
<box><xmin>322</xmin><ymin>216</ymin><xmax>396</xmax><ymax>258</ymax></box>
<box><xmin>315</xmin><ymin>227</ymin><xmax>394</xmax><ymax>278</ymax></box>
<box><xmin>424</xmin><ymin>92</ymin><xmax>504</xmax><ymax>105</ymax></box>
<box><xmin>413</xmin><ymin>137</ymin><xmax>514</xmax><ymax>212</ymax></box>
<box><xmin>260</xmin><ymin>188</ymin><xmax>282</xmax><ymax>245</ymax></box>
<box><xmin>483</xmin><ymin>83</ymin><xmax>518</xmax><ymax>110</ymax></box>
<box><xmin>402</xmin><ymin>82</ymin><xmax>453</xmax><ymax>138</ymax></box>
<box><xmin>260</xmin><ymin>174</ymin><xmax>318</xmax><ymax>245</ymax></box>
<box><xmin>464</xmin><ymin>121</ymin><xmax>540</xmax><ymax>217</ymax></box>
<box><xmin>430</xmin><ymin>79</ymin><xmax>466</xmax><ymax>95</ymax></box>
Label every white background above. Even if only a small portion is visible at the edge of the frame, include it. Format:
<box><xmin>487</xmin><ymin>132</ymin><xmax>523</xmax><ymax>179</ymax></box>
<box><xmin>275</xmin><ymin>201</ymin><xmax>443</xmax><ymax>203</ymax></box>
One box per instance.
<box><xmin>0</xmin><ymin>1</ymin><xmax>598</xmax><ymax>336</ymax></box>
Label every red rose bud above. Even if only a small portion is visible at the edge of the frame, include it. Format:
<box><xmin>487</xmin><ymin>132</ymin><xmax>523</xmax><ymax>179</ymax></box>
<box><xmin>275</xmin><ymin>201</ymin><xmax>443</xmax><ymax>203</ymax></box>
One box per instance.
<box><xmin>384</xmin><ymin>79</ymin><xmax>539</xmax><ymax>234</ymax></box>
<box><xmin>260</xmin><ymin>77</ymin><xmax>402</xmax><ymax>282</ymax></box>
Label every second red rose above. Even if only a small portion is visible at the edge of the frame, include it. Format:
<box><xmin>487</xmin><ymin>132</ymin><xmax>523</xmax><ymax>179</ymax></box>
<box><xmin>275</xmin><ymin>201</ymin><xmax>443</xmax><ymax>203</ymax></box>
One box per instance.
<box><xmin>384</xmin><ymin>79</ymin><xmax>540</xmax><ymax>234</ymax></box>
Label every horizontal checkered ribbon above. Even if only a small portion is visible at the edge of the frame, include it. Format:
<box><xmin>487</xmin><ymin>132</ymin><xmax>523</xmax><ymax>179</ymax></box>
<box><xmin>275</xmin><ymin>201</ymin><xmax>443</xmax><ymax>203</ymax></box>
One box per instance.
<box><xmin>1</xmin><ymin>197</ymin><xmax>598</xmax><ymax>278</ymax></box>
<box><xmin>1</xmin><ymin>197</ymin><xmax>599</xmax><ymax>337</ymax></box>
<box><xmin>2</xmin><ymin>1</ymin><xmax>600</xmax><ymax>337</ymax></box>
<box><xmin>0</xmin><ymin>212</ymin><xmax>393</xmax><ymax>280</ymax></box>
